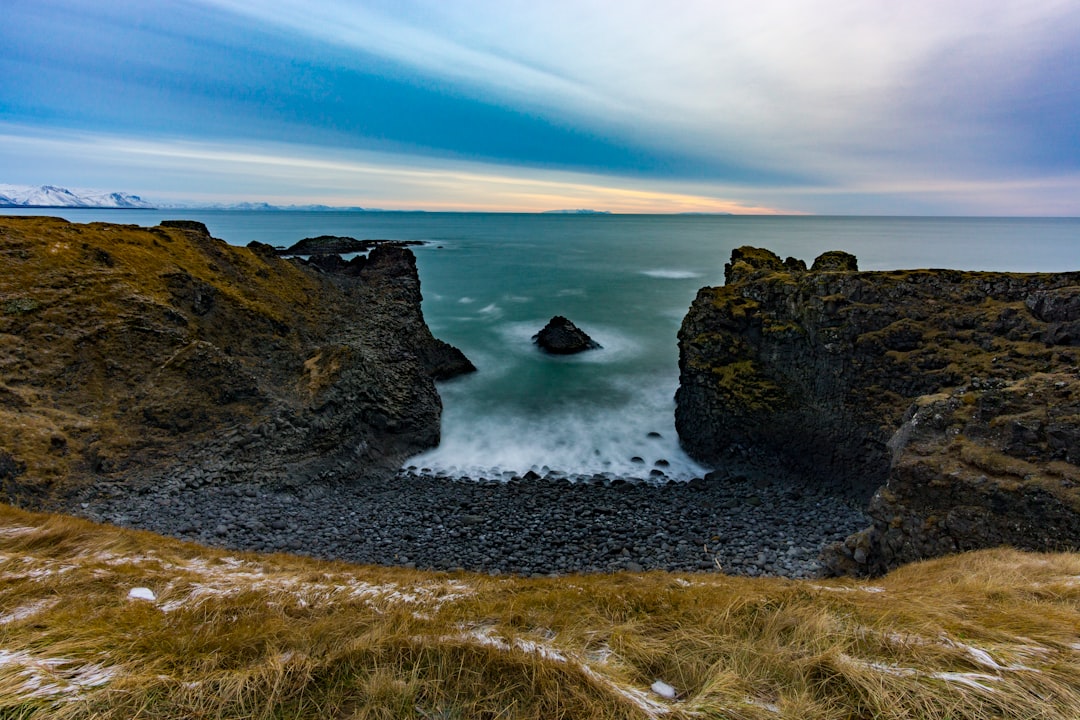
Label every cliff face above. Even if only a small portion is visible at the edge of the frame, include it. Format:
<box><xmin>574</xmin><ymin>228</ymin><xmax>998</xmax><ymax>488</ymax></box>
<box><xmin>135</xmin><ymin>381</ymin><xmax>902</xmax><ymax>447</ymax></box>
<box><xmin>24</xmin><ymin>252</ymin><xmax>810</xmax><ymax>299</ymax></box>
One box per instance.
<box><xmin>0</xmin><ymin>217</ymin><xmax>472</xmax><ymax>503</ymax></box>
<box><xmin>823</xmin><ymin>372</ymin><xmax>1080</xmax><ymax>575</ymax></box>
<box><xmin>677</xmin><ymin>246</ymin><xmax>1080</xmax><ymax>572</ymax></box>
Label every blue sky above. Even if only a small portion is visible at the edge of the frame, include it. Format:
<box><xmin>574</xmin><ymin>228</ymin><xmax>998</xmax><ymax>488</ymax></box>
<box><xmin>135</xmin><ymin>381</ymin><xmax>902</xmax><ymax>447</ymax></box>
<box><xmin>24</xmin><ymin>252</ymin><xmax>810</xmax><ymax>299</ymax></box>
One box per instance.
<box><xmin>2</xmin><ymin>0</ymin><xmax>1079</xmax><ymax>214</ymax></box>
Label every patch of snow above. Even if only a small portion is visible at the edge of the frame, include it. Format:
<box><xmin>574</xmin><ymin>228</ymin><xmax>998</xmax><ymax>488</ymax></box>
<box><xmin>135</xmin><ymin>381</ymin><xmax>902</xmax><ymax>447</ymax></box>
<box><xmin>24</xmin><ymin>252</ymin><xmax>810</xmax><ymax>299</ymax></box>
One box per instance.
<box><xmin>128</xmin><ymin>587</ymin><xmax>156</xmax><ymax>602</ymax></box>
<box><xmin>579</xmin><ymin>664</ymin><xmax>672</xmax><ymax>717</ymax></box>
<box><xmin>440</xmin><ymin>627</ymin><xmax>670</xmax><ymax>717</ymax></box>
<box><xmin>745</xmin><ymin>698</ymin><xmax>781</xmax><ymax>713</ymax></box>
<box><xmin>0</xmin><ymin>599</ymin><xmax>58</xmax><ymax>625</ymax></box>
<box><xmin>143</xmin><ymin>553</ymin><xmax>473</xmax><ymax>613</ymax></box>
<box><xmin>861</xmin><ymin>659</ymin><xmax>917</xmax><ymax>677</ymax></box>
<box><xmin>942</xmin><ymin>639</ymin><xmax>1039</xmax><ymax>672</ymax></box>
<box><xmin>2</xmin><ymin>565</ymin><xmax>77</xmax><ymax>582</ymax></box>
<box><xmin>586</xmin><ymin>643</ymin><xmax>613</xmax><ymax>664</ymax></box>
<box><xmin>0</xmin><ymin>525</ymin><xmax>39</xmax><ymax>538</ymax></box>
<box><xmin>932</xmin><ymin>672</ymin><xmax>1001</xmax><ymax>693</ymax></box>
<box><xmin>651</xmin><ymin>680</ymin><xmax>677</xmax><ymax>699</ymax></box>
<box><xmin>808</xmin><ymin>583</ymin><xmax>884</xmax><ymax>593</ymax></box>
<box><xmin>0</xmin><ymin>649</ymin><xmax>116</xmax><ymax>699</ymax></box>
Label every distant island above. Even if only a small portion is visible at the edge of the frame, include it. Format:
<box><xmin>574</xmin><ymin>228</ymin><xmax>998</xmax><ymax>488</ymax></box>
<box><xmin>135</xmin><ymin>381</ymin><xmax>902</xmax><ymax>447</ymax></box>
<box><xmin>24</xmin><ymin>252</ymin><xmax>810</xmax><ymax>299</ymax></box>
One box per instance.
<box><xmin>541</xmin><ymin>208</ymin><xmax>612</xmax><ymax>215</ymax></box>
<box><xmin>676</xmin><ymin>211</ymin><xmax>734</xmax><ymax>216</ymax></box>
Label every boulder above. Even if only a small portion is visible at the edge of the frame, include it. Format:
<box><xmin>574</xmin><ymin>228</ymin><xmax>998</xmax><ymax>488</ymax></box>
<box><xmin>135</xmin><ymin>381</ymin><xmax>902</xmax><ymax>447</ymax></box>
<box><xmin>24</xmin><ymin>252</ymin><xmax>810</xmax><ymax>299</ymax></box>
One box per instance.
<box><xmin>810</xmin><ymin>250</ymin><xmax>858</xmax><ymax>272</ymax></box>
<box><xmin>533</xmin><ymin>316</ymin><xmax>601</xmax><ymax>354</ymax></box>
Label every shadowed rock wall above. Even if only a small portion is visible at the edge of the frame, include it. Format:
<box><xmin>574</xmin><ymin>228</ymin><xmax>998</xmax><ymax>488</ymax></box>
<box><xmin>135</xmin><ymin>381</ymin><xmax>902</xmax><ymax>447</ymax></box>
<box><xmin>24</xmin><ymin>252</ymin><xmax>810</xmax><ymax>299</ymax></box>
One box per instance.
<box><xmin>677</xmin><ymin>246</ymin><xmax>1080</xmax><ymax>572</ymax></box>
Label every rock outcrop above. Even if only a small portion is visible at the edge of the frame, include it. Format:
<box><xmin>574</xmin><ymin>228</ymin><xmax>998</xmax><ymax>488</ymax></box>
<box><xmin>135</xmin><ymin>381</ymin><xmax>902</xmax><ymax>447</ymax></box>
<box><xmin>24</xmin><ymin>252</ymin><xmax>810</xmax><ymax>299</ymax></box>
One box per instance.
<box><xmin>279</xmin><ymin>235</ymin><xmax>424</xmax><ymax>256</ymax></box>
<box><xmin>677</xmin><ymin>245</ymin><xmax>1080</xmax><ymax>572</ymax></box>
<box><xmin>821</xmin><ymin>372</ymin><xmax>1080</xmax><ymax>575</ymax></box>
<box><xmin>0</xmin><ymin>217</ymin><xmax>472</xmax><ymax>504</ymax></box>
<box><xmin>533</xmin><ymin>316</ymin><xmax>601</xmax><ymax>354</ymax></box>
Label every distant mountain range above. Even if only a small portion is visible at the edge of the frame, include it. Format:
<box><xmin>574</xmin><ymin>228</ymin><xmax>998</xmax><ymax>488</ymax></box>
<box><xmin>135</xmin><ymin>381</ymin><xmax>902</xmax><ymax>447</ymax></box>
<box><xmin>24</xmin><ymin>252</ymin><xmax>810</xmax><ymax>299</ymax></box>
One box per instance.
<box><xmin>541</xmin><ymin>209</ymin><xmax>611</xmax><ymax>215</ymax></box>
<box><xmin>0</xmin><ymin>185</ymin><xmax>385</xmax><ymax>211</ymax></box>
<box><xmin>156</xmin><ymin>201</ymin><xmax>372</xmax><ymax>212</ymax></box>
<box><xmin>0</xmin><ymin>184</ymin><xmax>154</xmax><ymax>209</ymax></box>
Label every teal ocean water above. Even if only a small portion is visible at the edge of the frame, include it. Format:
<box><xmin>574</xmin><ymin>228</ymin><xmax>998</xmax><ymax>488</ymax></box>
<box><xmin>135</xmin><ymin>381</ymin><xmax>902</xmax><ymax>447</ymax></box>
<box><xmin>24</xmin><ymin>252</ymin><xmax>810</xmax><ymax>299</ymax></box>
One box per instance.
<box><xmin>12</xmin><ymin>209</ymin><xmax>1080</xmax><ymax>480</ymax></box>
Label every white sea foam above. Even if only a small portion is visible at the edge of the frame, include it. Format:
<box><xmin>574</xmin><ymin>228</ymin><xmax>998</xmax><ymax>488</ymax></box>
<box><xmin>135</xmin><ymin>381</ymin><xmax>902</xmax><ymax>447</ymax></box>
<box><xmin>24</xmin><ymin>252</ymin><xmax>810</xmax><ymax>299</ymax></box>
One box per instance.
<box><xmin>640</xmin><ymin>269</ymin><xmax>702</xmax><ymax>279</ymax></box>
<box><xmin>407</xmin><ymin>375</ymin><xmax>707</xmax><ymax>481</ymax></box>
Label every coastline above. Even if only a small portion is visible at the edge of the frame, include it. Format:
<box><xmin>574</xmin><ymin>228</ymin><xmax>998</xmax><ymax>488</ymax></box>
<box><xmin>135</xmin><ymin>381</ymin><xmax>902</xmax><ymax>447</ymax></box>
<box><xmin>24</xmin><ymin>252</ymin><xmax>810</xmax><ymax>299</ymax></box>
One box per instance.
<box><xmin>67</xmin><ymin>463</ymin><xmax>868</xmax><ymax>578</ymax></box>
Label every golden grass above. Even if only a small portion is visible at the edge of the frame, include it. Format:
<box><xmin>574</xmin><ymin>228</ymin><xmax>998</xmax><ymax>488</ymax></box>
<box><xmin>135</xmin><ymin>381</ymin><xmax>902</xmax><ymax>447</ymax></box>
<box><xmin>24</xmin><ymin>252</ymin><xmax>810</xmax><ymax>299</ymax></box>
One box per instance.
<box><xmin>1</xmin><ymin>503</ymin><xmax>1078</xmax><ymax>718</ymax></box>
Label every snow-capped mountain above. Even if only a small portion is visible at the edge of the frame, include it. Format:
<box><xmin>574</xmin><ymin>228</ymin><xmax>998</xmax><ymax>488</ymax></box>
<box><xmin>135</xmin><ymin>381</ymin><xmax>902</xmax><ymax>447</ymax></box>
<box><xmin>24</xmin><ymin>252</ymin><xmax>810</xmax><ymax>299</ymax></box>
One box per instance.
<box><xmin>0</xmin><ymin>184</ymin><xmax>154</xmax><ymax>209</ymax></box>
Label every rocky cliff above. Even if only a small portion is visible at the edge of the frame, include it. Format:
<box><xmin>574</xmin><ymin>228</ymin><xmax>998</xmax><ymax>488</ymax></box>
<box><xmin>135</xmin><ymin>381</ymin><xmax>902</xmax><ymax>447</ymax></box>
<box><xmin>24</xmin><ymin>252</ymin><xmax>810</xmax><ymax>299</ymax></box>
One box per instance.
<box><xmin>677</xmin><ymin>246</ymin><xmax>1080</xmax><ymax>572</ymax></box>
<box><xmin>0</xmin><ymin>216</ymin><xmax>472</xmax><ymax>504</ymax></box>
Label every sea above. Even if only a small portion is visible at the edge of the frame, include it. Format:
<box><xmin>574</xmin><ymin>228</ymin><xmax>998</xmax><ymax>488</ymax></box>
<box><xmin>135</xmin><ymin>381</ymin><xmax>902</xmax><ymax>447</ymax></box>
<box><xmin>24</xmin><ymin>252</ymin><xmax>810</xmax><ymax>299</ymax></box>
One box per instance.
<box><xmin>9</xmin><ymin>209</ymin><xmax>1080</xmax><ymax>481</ymax></box>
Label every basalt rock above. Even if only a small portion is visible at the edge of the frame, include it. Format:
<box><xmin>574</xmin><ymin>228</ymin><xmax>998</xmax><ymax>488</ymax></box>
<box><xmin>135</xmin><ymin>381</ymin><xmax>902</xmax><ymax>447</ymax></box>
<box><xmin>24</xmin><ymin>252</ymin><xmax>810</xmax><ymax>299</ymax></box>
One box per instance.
<box><xmin>279</xmin><ymin>235</ymin><xmax>424</xmax><ymax>256</ymax></box>
<box><xmin>677</xmin><ymin>246</ymin><xmax>1080</xmax><ymax>572</ymax></box>
<box><xmin>533</xmin><ymin>316</ymin><xmax>601</xmax><ymax>354</ymax></box>
<box><xmin>821</xmin><ymin>373</ymin><xmax>1080</xmax><ymax>575</ymax></box>
<box><xmin>0</xmin><ymin>217</ymin><xmax>473</xmax><ymax>503</ymax></box>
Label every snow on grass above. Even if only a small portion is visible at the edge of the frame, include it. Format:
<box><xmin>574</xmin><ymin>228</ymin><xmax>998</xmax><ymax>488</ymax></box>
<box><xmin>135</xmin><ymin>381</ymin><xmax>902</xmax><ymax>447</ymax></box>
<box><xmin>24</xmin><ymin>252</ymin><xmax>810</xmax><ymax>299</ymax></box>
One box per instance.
<box><xmin>0</xmin><ymin>599</ymin><xmax>58</xmax><ymax>625</ymax></box>
<box><xmin>807</xmin><ymin>583</ymin><xmax>886</xmax><ymax>594</ymax></box>
<box><xmin>0</xmin><ymin>649</ymin><xmax>117</xmax><ymax>700</ymax></box>
<box><xmin>439</xmin><ymin>625</ymin><xmax>674</xmax><ymax>718</ymax></box>
<box><xmin>0</xmin><ymin>526</ymin><xmax>38</xmax><ymax>538</ymax></box>
<box><xmin>80</xmin><ymin>551</ymin><xmax>477</xmax><ymax>613</ymax></box>
<box><xmin>931</xmin><ymin>672</ymin><xmax>1002</xmax><ymax>693</ymax></box>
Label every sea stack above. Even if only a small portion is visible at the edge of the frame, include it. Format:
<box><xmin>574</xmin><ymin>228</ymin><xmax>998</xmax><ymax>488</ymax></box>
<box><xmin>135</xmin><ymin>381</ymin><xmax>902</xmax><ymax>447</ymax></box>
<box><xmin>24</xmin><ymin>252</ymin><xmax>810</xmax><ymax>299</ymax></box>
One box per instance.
<box><xmin>533</xmin><ymin>316</ymin><xmax>601</xmax><ymax>354</ymax></box>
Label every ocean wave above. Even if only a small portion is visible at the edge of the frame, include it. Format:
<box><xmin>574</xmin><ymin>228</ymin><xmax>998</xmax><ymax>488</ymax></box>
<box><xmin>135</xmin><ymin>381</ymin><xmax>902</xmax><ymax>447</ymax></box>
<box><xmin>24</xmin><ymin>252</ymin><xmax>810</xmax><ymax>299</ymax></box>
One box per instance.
<box><xmin>640</xmin><ymin>269</ymin><xmax>702</xmax><ymax>279</ymax></box>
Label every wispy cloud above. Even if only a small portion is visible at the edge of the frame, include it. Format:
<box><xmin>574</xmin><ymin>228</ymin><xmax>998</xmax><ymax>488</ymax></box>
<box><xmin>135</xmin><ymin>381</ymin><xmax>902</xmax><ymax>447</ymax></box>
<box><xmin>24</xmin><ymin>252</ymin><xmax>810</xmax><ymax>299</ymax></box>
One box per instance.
<box><xmin>0</xmin><ymin>126</ymin><xmax>782</xmax><ymax>213</ymax></box>
<box><xmin>198</xmin><ymin>0</ymin><xmax>1080</xmax><ymax>178</ymax></box>
<box><xmin>2</xmin><ymin>1</ymin><xmax>1079</xmax><ymax>213</ymax></box>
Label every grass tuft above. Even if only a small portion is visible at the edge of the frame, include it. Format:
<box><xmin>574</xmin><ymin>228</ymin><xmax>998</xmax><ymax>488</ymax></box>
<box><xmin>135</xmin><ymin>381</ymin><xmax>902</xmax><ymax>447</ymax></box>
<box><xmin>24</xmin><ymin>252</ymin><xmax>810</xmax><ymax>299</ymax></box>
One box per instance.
<box><xmin>0</xmin><ymin>502</ymin><xmax>1078</xmax><ymax>718</ymax></box>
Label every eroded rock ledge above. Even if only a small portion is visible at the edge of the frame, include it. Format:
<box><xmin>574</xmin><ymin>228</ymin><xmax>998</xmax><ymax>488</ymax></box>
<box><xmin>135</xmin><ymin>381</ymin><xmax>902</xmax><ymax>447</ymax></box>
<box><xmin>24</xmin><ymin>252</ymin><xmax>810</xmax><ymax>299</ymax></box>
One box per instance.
<box><xmin>0</xmin><ymin>217</ymin><xmax>473</xmax><ymax>504</ymax></box>
<box><xmin>677</xmin><ymin>245</ymin><xmax>1080</xmax><ymax>574</ymax></box>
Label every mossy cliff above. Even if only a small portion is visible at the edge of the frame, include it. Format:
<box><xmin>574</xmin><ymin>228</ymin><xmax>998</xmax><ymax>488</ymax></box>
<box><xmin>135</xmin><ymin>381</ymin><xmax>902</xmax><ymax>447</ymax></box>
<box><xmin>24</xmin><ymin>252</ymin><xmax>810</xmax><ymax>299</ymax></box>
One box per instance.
<box><xmin>0</xmin><ymin>216</ymin><xmax>472</xmax><ymax>503</ymax></box>
<box><xmin>824</xmin><ymin>371</ymin><xmax>1080</xmax><ymax>575</ymax></box>
<box><xmin>677</xmin><ymin>246</ymin><xmax>1080</xmax><ymax>572</ymax></box>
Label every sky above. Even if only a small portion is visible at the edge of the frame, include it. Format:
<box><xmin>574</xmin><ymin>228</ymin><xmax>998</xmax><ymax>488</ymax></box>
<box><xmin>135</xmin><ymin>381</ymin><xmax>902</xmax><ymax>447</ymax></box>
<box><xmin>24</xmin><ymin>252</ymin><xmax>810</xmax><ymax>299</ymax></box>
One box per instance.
<box><xmin>2</xmin><ymin>0</ymin><xmax>1079</xmax><ymax>214</ymax></box>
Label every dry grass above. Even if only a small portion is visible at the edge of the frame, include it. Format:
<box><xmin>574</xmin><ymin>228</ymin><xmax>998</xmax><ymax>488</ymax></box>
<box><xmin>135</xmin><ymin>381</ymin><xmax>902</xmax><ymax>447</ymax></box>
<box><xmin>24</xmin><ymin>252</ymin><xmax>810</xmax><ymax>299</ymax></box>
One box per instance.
<box><xmin>1</xmin><ymin>504</ymin><xmax>1078</xmax><ymax>718</ymax></box>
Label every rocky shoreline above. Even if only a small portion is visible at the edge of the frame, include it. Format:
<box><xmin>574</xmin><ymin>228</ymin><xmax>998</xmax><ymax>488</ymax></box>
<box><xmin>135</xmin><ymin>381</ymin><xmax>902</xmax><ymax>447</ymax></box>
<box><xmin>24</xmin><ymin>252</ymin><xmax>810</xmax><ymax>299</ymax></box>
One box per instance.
<box><xmin>68</xmin><ymin>465</ymin><xmax>868</xmax><ymax>578</ymax></box>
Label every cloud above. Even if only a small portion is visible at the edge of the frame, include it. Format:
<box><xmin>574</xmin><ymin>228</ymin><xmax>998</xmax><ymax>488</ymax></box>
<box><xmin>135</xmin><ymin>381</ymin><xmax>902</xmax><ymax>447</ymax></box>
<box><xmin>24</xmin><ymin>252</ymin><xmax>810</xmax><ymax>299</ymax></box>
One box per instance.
<box><xmin>0</xmin><ymin>125</ymin><xmax>784</xmax><ymax>213</ymax></box>
<box><xmin>3</xmin><ymin>1</ymin><xmax>1080</xmax><ymax>213</ymax></box>
<box><xmin>197</xmin><ymin>0</ymin><xmax>1080</xmax><ymax>180</ymax></box>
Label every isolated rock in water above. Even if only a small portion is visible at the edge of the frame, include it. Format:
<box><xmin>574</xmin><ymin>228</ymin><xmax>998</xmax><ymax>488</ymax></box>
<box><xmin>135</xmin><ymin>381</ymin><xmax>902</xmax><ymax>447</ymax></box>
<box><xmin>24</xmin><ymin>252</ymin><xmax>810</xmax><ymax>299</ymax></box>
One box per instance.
<box><xmin>533</xmin><ymin>316</ymin><xmax>601</xmax><ymax>354</ymax></box>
